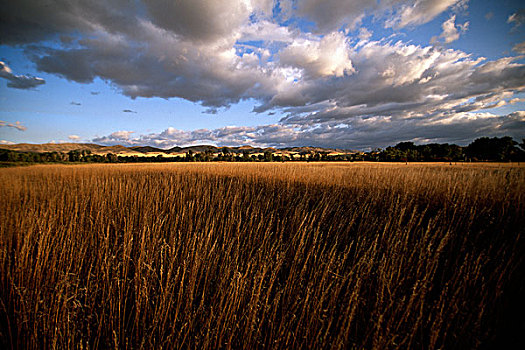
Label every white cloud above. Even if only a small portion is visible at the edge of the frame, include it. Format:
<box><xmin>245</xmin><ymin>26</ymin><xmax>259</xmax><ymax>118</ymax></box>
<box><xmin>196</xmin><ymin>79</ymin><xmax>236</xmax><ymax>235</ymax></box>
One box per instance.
<box><xmin>239</xmin><ymin>20</ymin><xmax>295</xmax><ymax>43</ymax></box>
<box><xmin>111</xmin><ymin>131</ymin><xmax>134</xmax><ymax>140</ymax></box>
<box><xmin>279</xmin><ymin>0</ymin><xmax>466</xmax><ymax>33</ymax></box>
<box><xmin>0</xmin><ymin>120</ymin><xmax>27</xmax><ymax>131</ymax></box>
<box><xmin>68</xmin><ymin>135</ymin><xmax>80</xmax><ymax>140</ymax></box>
<box><xmin>279</xmin><ymin>32</ymin><xmax>354</xmax><ymax>78</ymax></box>
<box><xmin>431</xmin><ymin>15</ymin><xmax>469</xmax><ymax>44</ymax></box>
<box><xmin>385</xmin><ymin>0</ymin><xmax>467</xmax><ymax>29</ymax></box>
<box><xmin>0</xmin><ymin>140</ymin><xmax>15</xmax><ymax>145</ymax></box>
<box><xmin>93</xmin><ymin>131</ymin><xmax>134</xmax><ymax>144</ymax></box>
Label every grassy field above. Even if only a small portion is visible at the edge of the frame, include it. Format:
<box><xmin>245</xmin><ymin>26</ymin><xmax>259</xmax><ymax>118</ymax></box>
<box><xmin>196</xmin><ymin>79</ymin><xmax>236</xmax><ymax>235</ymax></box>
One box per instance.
<box><xmin>0</xmin><ymin>162</ymin><xmax>524</xmax><ymax>349</ymax></box>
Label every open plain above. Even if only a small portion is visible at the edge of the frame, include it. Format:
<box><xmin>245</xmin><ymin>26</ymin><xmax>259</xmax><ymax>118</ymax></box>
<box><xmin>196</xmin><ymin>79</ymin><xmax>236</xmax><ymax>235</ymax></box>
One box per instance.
<box><xmin>1</xmin><ymin>162</ymin><xmax>524</xmax><ymax>348</ymax></box>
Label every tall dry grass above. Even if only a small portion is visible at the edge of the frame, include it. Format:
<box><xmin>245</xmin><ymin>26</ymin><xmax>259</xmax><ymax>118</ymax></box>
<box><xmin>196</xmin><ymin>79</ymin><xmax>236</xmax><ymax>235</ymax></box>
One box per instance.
<box><xmin>0</xmin><ymin>163</ymin><xmax>523</xmax><ymax>349</ymax></box>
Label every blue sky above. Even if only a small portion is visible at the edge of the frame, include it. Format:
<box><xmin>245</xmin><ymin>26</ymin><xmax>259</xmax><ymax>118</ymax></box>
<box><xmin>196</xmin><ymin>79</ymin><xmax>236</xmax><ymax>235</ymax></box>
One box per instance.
<box><xmin>1</xmin><ymin>0</ymin><xmax>524</xmax><ymax>150</ymax></box>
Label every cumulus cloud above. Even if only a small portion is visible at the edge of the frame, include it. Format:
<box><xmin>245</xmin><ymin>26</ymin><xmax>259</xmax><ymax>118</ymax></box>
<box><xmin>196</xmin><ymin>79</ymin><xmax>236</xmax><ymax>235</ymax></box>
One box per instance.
<box><xmin>295</xmin><ymin>42</ymin><xmax>521</xmax><ymax>116</ymax></box>
<box><xmin>239</xmin><ymin>20</ymin><xmax>294</xmax><ymax>43</ymax></box>
<box><xmin>2</xmin><ymin>0</ymin><xmax>523</xmax><ymax>149</ymax></box>
<box><xmin>251</xmin><ymin>39</ymin><xmax>525</xmax><ymax>123</ymax></box>
<box><xmin>279</xmin><ymin>32</ymin><xmax>354</xmax><ymax>78</ymax></box>
<box><xmin>0</xmin><ymin>0</ymin><xmax>140</xmax><ymax>45</ymax></box>
<box><xmin>278</xmin><ymin>0</ymin><xmax>465</xmax><ymax>33</ymax></box>
<box><xmin>143</xmin><ymin>0</ymin><xmax>273</xmax><ymax>42</ymax></box>
<box><xmin>0</xmin><ymin>140</ymin><xmax>15</xmax><ymax>145</ymax></box>
<box><xmin>30</xmin><ymin>19</ymin><xmax>285</xmax><ymax>108</ymax></box>
<box><xmin>2</xmin><ymin>0</ymin><xmax>488</xmax><ymax>112</ymax></box>
<box><xmin>288</xmin><ymin>0</ymin><xmax>376</xmax><ymax>32</ymax></box>
<box><xmin>15</xmin><ymin>0</ymin><xmax>486</xmax><ymax>115</ymax></box>
<box><xmin>92</xmin><ymin>110</ymin><xmax>525</xmax><ymax>150</ymax></box>
<box><xmin>384</xmin><ymin>0</ymin><xmax>467</xmax><ymax>29</ymax></box>
<box><xmin>431</xmin><ymin>15</ymin><xmax>469</xmax><ymax>44</ymax></box>
<box><xmin>0</xmin><ymin>61</ymin><xmax>45</xmax><ymax>89</ymax></box>
<box><xmin>0</xmin><ymin>120</ymin><xmax>27</xmax><ymax>131</ymax></box>
<box><xmin>68</xmin><ymin>135</ymin><xmax>80</xmax><ymax>140</ymax></box>
<box><xmin>92</xmin><ymin>130</ymin><xmax>134</xmax><ymax>144</ymax></box>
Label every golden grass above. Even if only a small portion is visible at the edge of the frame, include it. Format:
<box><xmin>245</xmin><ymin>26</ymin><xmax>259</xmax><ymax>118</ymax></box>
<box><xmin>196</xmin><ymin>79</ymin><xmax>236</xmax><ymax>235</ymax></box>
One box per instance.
<box><xmin>1</xmin><ymin>163</ymin><xmax>524</xmax><ymax>349</ymax></box>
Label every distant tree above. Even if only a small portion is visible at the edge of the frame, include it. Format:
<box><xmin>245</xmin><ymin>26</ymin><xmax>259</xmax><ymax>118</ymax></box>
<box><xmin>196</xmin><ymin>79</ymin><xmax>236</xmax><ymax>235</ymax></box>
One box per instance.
<box><xmin>68</xmin><ymin>150</ymin><xmax>81</xmax><ymax>162</ymax></box>
<box><xmin>394</xmin><ymin>142</ymin><xmax>417</xmax><ymax>151</ymax></box>
<box><xmin>220</xmin><ymin>147</ymin><xmax>233</xmax><ymax>161</ymax></box>
<box><xmin>48</xmin><ymin>151</ymin><xmax>59</xmax><ymax>162</ymax></box>
<box><xmin>106</xmin><ymin>153</ymin><xmax>118</xmax><ymax>162</ymax></box>
<box><xmin>0</xmin><ymin>150</ymin><xmax>12</xmax><ymax>161</ymax></box>
<box><xmin>204</xmin><ymin>149</ymin><xmax>214</xmax><ymax>161</ymax></box>
<box><xmin>263</xmin><ymin>150</ymin><xmax>273</xmax><ymax>162</ymax></box>
<box><xmin>379</xmin><ymin>147</ymin><xmax>403</xmax><ymax>161</ymax></box>
<box><xmin>465</xmin><ymin>136</ymin><xmax>519</xmax><ymax>161</ymax></box>
<box><xmin>185</xmin><ymin>150</ymin><xmax>195</xmax><ymax>162</ymax></box>
<box><xmin>222</xmin><ymin>147</ymin><xmax>231</xmax><ymax>155</ymax></box>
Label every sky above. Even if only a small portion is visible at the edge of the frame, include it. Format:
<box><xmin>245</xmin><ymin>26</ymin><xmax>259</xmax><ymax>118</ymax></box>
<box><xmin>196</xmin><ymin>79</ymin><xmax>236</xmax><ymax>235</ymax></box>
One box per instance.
<box><xmin>0</xmin><ymin>0</ymin><xmax>524</xmax><ymax>150</ymax></box>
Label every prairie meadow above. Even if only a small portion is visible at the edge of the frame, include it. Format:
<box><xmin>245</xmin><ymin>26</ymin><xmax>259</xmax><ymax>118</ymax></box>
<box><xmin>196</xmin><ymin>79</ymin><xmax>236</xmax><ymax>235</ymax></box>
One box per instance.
<box><xmin>0</xmin><ymin>162</ymin><xmax>523</xmax><ymax>348</ymax></box>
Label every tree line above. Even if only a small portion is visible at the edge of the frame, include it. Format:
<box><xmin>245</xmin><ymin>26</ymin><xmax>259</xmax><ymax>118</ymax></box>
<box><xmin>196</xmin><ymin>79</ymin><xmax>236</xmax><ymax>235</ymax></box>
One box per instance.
<box><xmin>374</xmin><ymin>136</ymin><xmax>525</xmax><ymax>162</ymax></box>
<box><xmin>1</xmin><ymin>136</ymin><xmax>524</xmax><ymax>164</ymax></box>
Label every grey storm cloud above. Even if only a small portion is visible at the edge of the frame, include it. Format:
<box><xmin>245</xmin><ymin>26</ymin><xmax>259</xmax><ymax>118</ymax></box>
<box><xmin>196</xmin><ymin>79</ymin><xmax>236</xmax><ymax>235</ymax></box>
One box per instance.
<box><xmin>281</xmin><ymin>0</ymin><xmax>467</xmax><ymax>33</ymax></box>
<box><xmin>0</xmin><ymin>0</ymin><xmax>141</xmax><ymax>45</ymax></box>
<box><xmin>0</xmin><ymin>61</ymin><xmax>45</xmax><ymax>89</ymax></box>
<box><xmin>123</xmin><ymin>109</ymin><xmax>137</xmax><ymax>113</ymax></box>
<box><xmin>92</xmin><ymin>111</ymin><xmax>525</xmax><ymax>150</ymax></box>
<box><xmin>2</xmin><ymin>0</ymin><xmax>524</xmax><ymax>148</ymax></box>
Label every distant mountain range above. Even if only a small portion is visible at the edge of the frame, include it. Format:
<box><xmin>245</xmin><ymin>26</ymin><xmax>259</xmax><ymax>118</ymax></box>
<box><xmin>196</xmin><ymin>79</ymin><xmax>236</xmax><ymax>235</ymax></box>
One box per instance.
<box><xmin>0</xmin><ymin>143</ymin><xmax>358</xmax><ymax>156</ymax></box>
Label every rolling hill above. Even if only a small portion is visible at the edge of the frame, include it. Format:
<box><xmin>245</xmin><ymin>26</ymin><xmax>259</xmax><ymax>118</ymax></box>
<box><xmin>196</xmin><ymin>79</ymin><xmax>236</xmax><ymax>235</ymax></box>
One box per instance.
<box><xmin>1</xmin><ymin>143</ymin><xmax>357</xmax><ymax>157</ymax></box>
